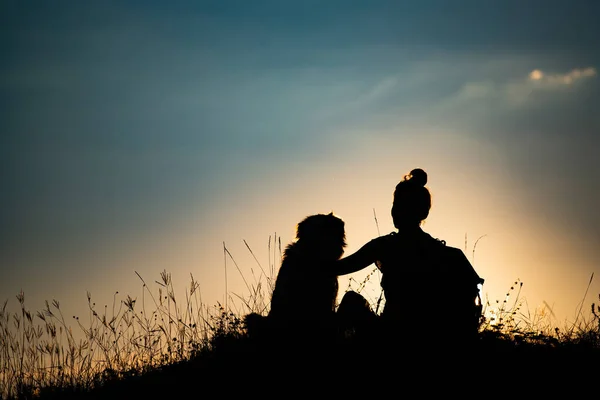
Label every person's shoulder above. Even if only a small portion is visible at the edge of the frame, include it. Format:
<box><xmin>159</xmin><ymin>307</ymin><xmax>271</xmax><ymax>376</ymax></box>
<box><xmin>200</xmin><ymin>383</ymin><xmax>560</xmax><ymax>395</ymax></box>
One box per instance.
<box><xmin>424</xmin><ymin>236</ymin><xmax>467</xmax><ymax>262</ymax></box>
<box><xmin>438</xmin><ymin>244</ymin><xmax>485</xmax><ymax>284</ymax></box>
<box><xmin>381</xmin><ymin>231</ymin><xmax>398</xmax><ymax>240</ymax></box>
<box><xmin>372</xmin><ymin>232</ymin><xmax>399</xmax><ymax>245</ymax></box>
<box><xmin>431</xmin><ymin>240</ymin><xmax>466</xmax><ymax>260</ymax></box>
<box><xmin>360</xmin><ymin>232</ymin><xmax>392</xmax><ymax>244</ymax></box>
<box><xmin>354</xmin><ymin>232</ymin><xmax>396</xmax><ymax>254</ymax></box>
<box><xmin>420</xmin><ymin>231</ymin><xmax>448</xmax><ymax>249</ymax></box>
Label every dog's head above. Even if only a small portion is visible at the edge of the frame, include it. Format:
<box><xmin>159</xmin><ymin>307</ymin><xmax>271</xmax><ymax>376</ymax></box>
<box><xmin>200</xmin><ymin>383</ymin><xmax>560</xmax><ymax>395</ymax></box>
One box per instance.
<box><xmin>295</xmin><ymin>212</ymin><xmax>346</xmax><ymax>260</ymax></box>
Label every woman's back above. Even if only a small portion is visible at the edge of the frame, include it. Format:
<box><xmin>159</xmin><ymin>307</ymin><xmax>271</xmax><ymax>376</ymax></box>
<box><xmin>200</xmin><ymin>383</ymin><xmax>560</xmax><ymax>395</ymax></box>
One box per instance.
<box><xmin>375</xmin><ymin>229</ymin><xmax>483</xmax><ymax>340</ymax></box>
<box><xmin>374</xmin><ymin>230</ymin><xmax>444</xmax><ymax>323</ymax></box>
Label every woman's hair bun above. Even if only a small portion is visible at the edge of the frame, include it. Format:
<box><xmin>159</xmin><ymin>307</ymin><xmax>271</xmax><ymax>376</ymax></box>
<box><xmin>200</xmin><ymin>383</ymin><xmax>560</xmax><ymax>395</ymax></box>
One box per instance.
<box><xmin>407</xmin><ymin>168</ymin><xmax>427</xmax><ymax>187</ymax></box>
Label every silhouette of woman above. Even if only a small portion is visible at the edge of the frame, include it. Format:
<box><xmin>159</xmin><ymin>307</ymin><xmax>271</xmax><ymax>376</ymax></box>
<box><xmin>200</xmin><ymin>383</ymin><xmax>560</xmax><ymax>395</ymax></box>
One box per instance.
<box><xmin>333</xmin><ymin>168</ymin><xmax>484</xmax><ymax>346</ymax></box>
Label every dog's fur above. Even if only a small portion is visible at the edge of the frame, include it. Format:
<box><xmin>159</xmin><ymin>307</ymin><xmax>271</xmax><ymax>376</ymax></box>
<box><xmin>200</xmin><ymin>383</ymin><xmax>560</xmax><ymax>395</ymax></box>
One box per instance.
<box><xmin>244</xmin><ymin>213</ymin><xmax>346</xmax><ymax>340</ymax></box>
<box><xmin>268</xmin><ymin>212</ymin><xmax>347</xmax><ymax>324</ymax></box>
<box><xmin>244</xmin><ymin>212</ymin><xmax>381</xmax><ymax>351</ymax></box>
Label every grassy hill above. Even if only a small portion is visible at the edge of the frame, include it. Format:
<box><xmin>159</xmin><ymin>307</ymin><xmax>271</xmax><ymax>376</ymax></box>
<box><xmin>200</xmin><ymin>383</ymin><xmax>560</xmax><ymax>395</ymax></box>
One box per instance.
<box><xmin>2</xmin><ymin>269</ymin><xmax>599</xmax><ymax>399</ymax></box>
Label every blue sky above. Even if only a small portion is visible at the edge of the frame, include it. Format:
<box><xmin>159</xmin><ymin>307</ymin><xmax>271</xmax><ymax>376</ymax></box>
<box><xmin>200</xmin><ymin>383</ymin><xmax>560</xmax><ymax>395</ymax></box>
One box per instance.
<box><xmin>2</xmin><ymin>1</ymin><xmax>599</xmax><ymax>329</ymax></box>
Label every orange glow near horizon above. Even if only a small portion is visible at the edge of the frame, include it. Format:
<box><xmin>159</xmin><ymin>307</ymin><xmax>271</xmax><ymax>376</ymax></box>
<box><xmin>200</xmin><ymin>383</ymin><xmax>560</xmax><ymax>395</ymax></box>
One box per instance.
<box><xmin>4</xmin><ymin>128</ymin><xmax>598</xmax><ymax>345</ymax></box>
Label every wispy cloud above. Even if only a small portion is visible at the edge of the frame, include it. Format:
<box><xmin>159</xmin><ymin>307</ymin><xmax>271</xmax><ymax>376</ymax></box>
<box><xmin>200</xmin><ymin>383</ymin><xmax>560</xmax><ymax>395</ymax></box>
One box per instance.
<box><xmin>450</xmin><ymin>66</ymin><xmax>597</xmax><ymax>108</ymax></box>
<box><xmin>314</xmin><ymin>75</ymin><xmax>402</xmax><ymax>122</ymax></box>
<box><xmin>528</xmin><ymin>67</ymin><xmax>597</xmax><ymax>86</ymax></box>
<box><xmin>355</xmin><ymin>77</ymin><xmax>399</xmax><ymax>106</ymax></box>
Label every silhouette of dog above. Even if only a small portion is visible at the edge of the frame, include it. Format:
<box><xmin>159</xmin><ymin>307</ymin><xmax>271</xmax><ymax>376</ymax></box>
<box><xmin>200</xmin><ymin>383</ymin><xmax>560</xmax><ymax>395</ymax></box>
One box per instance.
<box><xmin>244</xmin><ymin>212</ymin><xmax>347</xmax><ymax>344</ymax></box>
<box><xmin>269</xmin><ymin>212</ymin><xmax>347</xmax><ymax>325</ymax></box>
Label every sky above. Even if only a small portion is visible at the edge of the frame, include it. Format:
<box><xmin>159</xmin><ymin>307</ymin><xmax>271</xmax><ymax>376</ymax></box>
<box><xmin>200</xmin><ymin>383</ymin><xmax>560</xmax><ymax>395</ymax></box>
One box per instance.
<box><xmin>2</xmin><ymin>0</ymin><xmax>600</xmax><ymax>336</ymax></box>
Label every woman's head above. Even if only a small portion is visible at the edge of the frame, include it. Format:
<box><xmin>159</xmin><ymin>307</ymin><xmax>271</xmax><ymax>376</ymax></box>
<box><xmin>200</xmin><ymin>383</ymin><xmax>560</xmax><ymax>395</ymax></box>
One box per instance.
<box><xmin>391</xmin><ymin>168</ymin><xmax>431</xmax><ymax>229</ymax></box>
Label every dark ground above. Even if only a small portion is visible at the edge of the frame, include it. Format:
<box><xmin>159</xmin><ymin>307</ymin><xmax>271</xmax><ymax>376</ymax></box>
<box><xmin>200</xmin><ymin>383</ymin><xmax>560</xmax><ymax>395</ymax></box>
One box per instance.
<box><xmin>30</xmin><ymin>330</ymin><xmax>599</xmax><ymax>400</ymax></box>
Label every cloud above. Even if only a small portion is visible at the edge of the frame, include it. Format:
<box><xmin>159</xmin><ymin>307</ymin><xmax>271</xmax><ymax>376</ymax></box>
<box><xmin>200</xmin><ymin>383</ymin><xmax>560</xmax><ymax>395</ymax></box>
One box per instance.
<box><xmin>356</xmin><ymin>77</ymin><xmax>400</xmax><ymax>105</ymax></box>
<box><xmin>330</xmin><ymin>76</ymin><xmax>400</xmax><ymax>115</ymax></box>
<box><xmin>503</xmin><ymin>66</ymin><xmax>597</xmax><ymax>104</ymax></box>
<box><xmin>528</xmin><ymin>67</ymin><xmax>597</xmax><ymax>86</ymax></box>
<box><xmin>456</xmin><ymin>81</ymin><xmax>497</xmax><ymax>100</ymax></box>
<box><xmin>449</xmin><ymin>66</ymin><xmax>597</xmax><ymax>108</ymax></box>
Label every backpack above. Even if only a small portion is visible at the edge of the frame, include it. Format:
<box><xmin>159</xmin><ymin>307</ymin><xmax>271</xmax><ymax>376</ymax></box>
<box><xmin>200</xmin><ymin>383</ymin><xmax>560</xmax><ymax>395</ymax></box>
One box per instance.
<box><xmin>433</xmin><ymin>240</ymin><xmax>485</xmax><ymax>336</ymax></box>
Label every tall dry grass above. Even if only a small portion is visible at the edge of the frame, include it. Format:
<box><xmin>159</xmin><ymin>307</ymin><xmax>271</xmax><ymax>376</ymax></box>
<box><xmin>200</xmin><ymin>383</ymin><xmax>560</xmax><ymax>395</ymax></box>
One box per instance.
<box><xmin>0</xmin><ymin>234</ymin><xmax>283</xmax><ymax>399</ymax></box>
<box><xmin>1</xmin><ymin>232</ymin><xmax>599</xmax><ymax>399</ymax></box>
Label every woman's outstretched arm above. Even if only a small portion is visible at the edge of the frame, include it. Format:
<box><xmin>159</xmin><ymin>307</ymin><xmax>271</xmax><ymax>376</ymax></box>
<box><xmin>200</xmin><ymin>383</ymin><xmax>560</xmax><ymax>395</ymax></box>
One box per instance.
<box><xmin>333</xmin><ymin>239</ymin><xmax>379</xmax><ymax>276</ymax></box>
